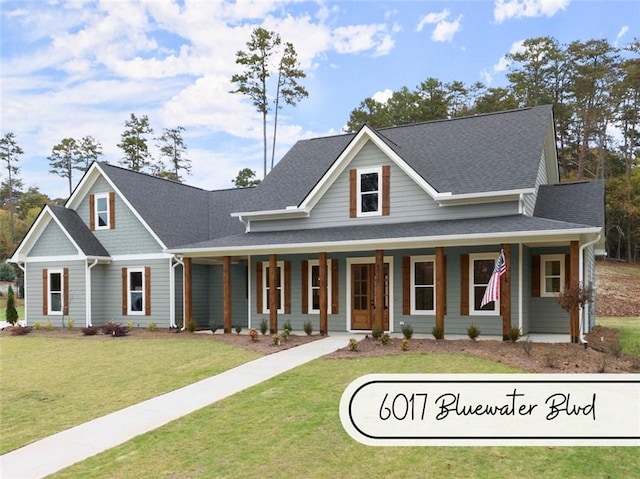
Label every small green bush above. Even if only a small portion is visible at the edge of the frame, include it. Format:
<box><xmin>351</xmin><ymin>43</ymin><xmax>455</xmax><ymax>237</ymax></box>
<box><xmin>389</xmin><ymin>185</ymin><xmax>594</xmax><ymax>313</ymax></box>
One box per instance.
<box><xmin>432</xmin><ymin>326</ymin><xmax>444</xmax><ymax>340</ymax></box>
<box><xmin>348</xmin><ymin>338</ymin><xmax>359</xmax><ymax>351</ymax></box>
<box><xmin>186</xmin><ymin>319</ymin><xmax>196</xmax><ymax>333</ymax></box>
<box><xmin>65</xmin><ymin>318</ymin><xmax>75</xmax><ymax>329</ymax></box>
<box><xmin>260</xmin><ymin>318</ymin><xmax>268</xmax><ymax>335</ymax></box>
<box><xmin>283</xmin><ymin>320</ymin><xmax>292</xmax><ymax>333</ymax></box>
<box><xmin>81</xmin><ymin>326</ymin><xmax>99</xmax><ymax>336</ymax></box>
<box><xmin>303</xmin><ymin>321</ymin><xmax>313</xmax><ymax>336</ymax></box>
<box><xmin>281</xmin><ymin>328</ymin><xmax>290</xmax><ymax>342</ymax></box>
<box><xmin>371</xmin><ymin>325</ymin><xmax>382</xmax><ymax>340</ymax></box>
<box><xmin>401</xmin><ymin>322</ymin><xmax>413</xmax><ymax>340</ymax></box>
<box><xmin>234</xmin><ymin>323</ymin><xmax>242</xmax><ymax>334</ymax></box>
<box><xmin>380</xmin><ymin>332</ymin><xmax>390</xmax><ymax>345</ymax></box>
<box><xmin>44</xmin><ymin>320</ymin><xmax>53</xmax><ymax>331</ymax></box>
<box><xmin>33</xmin><ymin>321</ymin><xmax>42</xmax><ymax>330</ymax></box>
<box><xmin>272</xmin><ymin>333</ymin><xmax>282</xmax><ymax>345</ymax></box>
<box><xmin>209</xmin><ymin>323</ymin><xmax>219</xmax><ymax>333</ymax></box>
<box><xmin>5</xmin><ymin>285</ymin><xmax>18</xmax><ymax>325</ymax></box>
<box><xmin>148</xmin><ymin>321</ymin><xmax>157</xmax><ymax>332</ymax></box>
<box><xmin>467</xmin><ymin>323</ymin><xmax>480</xmax><ymax>340</ymax></box>
<box><xmin>401</xmin><ymin>338</ymin><xmax>409</xmax><ymax>351</ymax></box>
<box><xmin>507</xmin><ymin>327</ymin><xmax>522</xmax><ymax>342</ymax></box>
<box><xmin>126</xmin><ymin>321</ymin><xmax>135</xmax><ymax>330</ymax></box>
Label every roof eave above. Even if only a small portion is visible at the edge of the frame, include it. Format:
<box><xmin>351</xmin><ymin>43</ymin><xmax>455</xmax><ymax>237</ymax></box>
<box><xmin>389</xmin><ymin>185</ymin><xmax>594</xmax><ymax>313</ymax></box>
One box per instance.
<box><xmin>434</xmin><ymin>188</ymin><xmax>535</xmax><ymax>206</ymax></box>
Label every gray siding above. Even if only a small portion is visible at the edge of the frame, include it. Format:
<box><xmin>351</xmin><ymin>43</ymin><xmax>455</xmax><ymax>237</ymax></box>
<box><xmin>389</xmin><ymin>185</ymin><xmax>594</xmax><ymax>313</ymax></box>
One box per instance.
<box><xmin>76</xmin><ymin>176</ymin><xmax>162</xmax><ymax>254</ymax></box>
<box><xmin>25</xmin><ymin>260</ymin><xmax>87</xmax><ymax>328</ymax></box>
<box><xmin>90</xmin><ymin>257</ymin><xmax>172</xmax><ymax>328</ymax></box>
<box><xmin>523</xmin><ymin>149</ymin><xmax>548</xmax><ymax>216</ymax></box>
<box><xmin>191</xmin><ymin>264</ymin><xmax>210</xmax><ymax>328</ymax></box>
<box><xmin>29</xmin><ymin>221</ymin><xmax>78</xmax><ymax>257</ymax></box>
<box><xmin>209</xmin><ymin>263</ymin><xmax>250</xmax><ymax>329</ymax></box>
<box><xmin>250</xmin><ymin>141</ymin><xmax>519</xmax><ymax>233</ymax></box>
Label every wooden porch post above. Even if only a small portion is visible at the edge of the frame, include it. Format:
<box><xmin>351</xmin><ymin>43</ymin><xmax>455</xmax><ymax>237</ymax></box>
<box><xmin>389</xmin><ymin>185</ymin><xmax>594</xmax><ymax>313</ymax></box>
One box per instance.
<box><xmin>435</xmin><ymin>247</ymin><xmax>446</xmax><ymax>335</ymax></box>
<box><xmin>319</xmin><ymin>252</ymin><xmax>328</xmax><ymax>336</ymax></box>
<box><xmin>375</xmin><ymin>249</ymin><xmax>384</xmax><ymax>331</ymax></box>
<box><xmin>500</xmin><ymin>244</ymin><xmax>512</xmax><ymax>341</ymax></box>
<box><xmin>184</xmin><ymin>257</ymin><xmax>192</xmax><ymax>330</ymax></box>
<box><xmin>269</xmin><ymin>254</ymin><xmax>278</xmax><ymax>334</ymax></box>
<box><xmin>570</xmin><ymin>240</ymin><xmax>580</xmax><ymax>343</ymax></box>
<box><xmin>223</xmin><ymin>256</ymin><xmax>232</xmax><ymax>334</ymax></box>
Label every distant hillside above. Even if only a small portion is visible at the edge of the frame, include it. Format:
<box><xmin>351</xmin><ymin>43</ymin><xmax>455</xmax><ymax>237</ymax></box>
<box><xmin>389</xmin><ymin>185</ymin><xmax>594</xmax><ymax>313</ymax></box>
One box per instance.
<box><xmin>596</xmin><ymin>261</ymin><xmax>640</xmax><ymax>317</ymax></box>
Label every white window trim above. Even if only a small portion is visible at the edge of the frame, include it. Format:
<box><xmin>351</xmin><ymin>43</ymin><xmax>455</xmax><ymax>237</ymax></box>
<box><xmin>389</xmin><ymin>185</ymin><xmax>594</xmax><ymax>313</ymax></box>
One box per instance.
<box><xmin>308</xmin><ymin>259</ymin><xmax>332</xmax><ymax>314</ymax></box>
<box><xmin>469</xmin><ymin>253</ymin><xmax>500</xmax><ymax>316</ymax></box>
<box><xmin>128</xmin><ymin>267</ymin><xmax>145</xmax><ymax>315</ymax></box>
<box><xmin>94</xmin><ymin>192</ymin><xmax>110</xmax><ymax>230</ymax></box>
<box><xmin>540</xmin><ymin>254</ymin><xmax>565</xmax><ymax>298</ymax></box>
<box><xmin>356</xmin><ymin>166</ymin><xmax>382</xmax><ymax>217</ymax></box>
<box><xmin>410</xmin><ymin>255</ymin><xmax>436</xmax><ymax>315</ymax></box>
<box><xmin>48</xmin><ymin>268</ymin><xmax>64</xmax><ymax>315</ymax></box>
<box><xmin>262</xmin><ymin>261</ymin><xmax>284</xmax><ymax>314</ymax></box>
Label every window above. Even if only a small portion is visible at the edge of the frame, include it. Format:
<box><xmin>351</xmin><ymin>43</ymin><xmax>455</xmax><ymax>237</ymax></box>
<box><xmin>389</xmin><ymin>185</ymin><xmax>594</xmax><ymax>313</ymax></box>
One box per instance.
<box><xmin>129</xmin><ymin>269</ymin><xmax>144</xmax><ymax>314</ymax></box>
<box><xmin>411</xmin><ymin>256</ymin><xmax>435</xmax><ymax>314</ymax></box>
<box><xmin>470</xmin><ymin>254</ymin><xmax>499</xmax><ymax>315</ymax></box>
<box><xmin>95</xmin><ymin>193</ymin><xmax>109</xmax><ymax>229</ymax></box>
<box><xmin>349</xmin><ymin>166</ymin><xmax>390</xmax><ymax>218</ymax></box>
<box><xmin>308</xmin><ymin>260</ymin><xmax>332</xmax><ymax>314</ymax></box>
<box><xmin>122</xmin><ymin>267</ymin><xmax>150</xmax><ymax>315</ymax></box>
<box><xmin>49</xmin><ymin>270</ymin><xmax>63</xmax><ymax>314</ymax></box>
<box><xmin>263</xmin><ymin>261</ymin><xmax>284</xmax><ymax>314</ymax></box>
<box><xmin>541</xmin><ymin>254</ymin><xmax>565</xmax><ymax>297</ymax></box>
<box><xmin>90</xmin><ymin>192</ymin><xmax>114</xmax><ymax>230</ymax></box>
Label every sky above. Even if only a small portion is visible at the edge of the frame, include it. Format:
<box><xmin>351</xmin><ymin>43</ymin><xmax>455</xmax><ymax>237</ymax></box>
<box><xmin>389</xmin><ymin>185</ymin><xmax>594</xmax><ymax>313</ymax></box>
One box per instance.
<box><xmin>1</xmin><ymin>0</ymin><xmax>638</xmax><ymax>201</ymax></box>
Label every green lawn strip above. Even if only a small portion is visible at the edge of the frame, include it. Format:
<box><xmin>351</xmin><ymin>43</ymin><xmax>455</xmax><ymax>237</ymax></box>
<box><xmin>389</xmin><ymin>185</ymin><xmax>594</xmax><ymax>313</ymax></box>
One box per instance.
<box><xmin>598</xmin><ymin>316</ymin><xmax>640</xmax><ymax>355</ymax></box>
<box><xmin>0</xmin><ymin>336</ymin><xmax>262</xmax><ymax>454</ymax></box>
<box><xmin>51</xmin><ymin>354</ymin><xmax>638</xmax><ymax>479</ymax></box>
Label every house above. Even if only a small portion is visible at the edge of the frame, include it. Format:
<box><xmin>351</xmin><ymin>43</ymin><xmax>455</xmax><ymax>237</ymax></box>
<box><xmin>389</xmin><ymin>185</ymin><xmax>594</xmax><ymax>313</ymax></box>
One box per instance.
<box><xmin>9</xmin><ymin>105</ymin><xmax>605</xmax><ymax>342</ymax></box>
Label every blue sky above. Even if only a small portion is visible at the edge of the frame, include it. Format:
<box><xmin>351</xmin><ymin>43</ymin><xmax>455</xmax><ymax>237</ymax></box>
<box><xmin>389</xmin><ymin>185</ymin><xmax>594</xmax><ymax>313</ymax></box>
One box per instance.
<box><xmin>1</xmin><ymin>0</ymin><xmax>637</xmax><ymax>200</ymax></box>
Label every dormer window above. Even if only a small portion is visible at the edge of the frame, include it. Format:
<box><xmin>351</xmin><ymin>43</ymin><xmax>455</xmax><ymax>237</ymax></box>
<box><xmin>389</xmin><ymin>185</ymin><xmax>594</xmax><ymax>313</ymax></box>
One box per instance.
<box><xmin>95</xmin><ymin>194</ymin><xmax>109</xmax><ymax>229</ymax></box>
<box><xmin>349</xmin><ymin>165</ymin><xmax>390</xmax><ymax>218</ymax></box>
<box><xmin>89</xmin><ymin>192</ymin><xmax>115</xmax><ymax>230</ymax></box>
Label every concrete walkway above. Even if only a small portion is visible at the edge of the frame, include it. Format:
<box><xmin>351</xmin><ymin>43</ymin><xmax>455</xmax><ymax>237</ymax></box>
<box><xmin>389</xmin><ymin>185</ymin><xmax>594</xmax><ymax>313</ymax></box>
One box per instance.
<box><xmin>0</xmin><ymin>334</ymin><xmax>350</xmax><ymax>479</ymax></box>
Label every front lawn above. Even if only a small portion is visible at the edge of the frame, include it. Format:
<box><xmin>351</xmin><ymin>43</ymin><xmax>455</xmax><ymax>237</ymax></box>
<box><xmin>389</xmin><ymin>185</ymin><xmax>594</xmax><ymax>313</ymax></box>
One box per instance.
<box><xmin>0</xmin><ymin>335</ymin><xmax>262</xmax><ymax>454</ymax></box>
<box><xmin>598</xmin><ymin>316</ymin><xmax>640</xmax><ymax>355</ymax></box>
<box><xmin>51</xmin><ymin>354</ymin><xmax>639</xmax><ymax>479</ymax></box>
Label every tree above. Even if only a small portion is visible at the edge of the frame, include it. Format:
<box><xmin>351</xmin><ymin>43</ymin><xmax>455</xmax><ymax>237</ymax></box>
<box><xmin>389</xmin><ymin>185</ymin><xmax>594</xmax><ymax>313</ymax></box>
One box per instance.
<box><xmin>232</xmin><ymin>168</ymin><xmax>261</xmax><ymax>188</ymax></box>
<box><xmin>48</xmin><ymin>138</ymin><xmax>83</xmax><ymax>196</ymax></box>
<box><xmin>78</xmin><ymin>136</ymin><xmax>103</xmax><ymax>171</ymax></box>
<box><xmin>0</xmin><ymin>132</ymin><xmax>24</xmax><ymax>243</ymax></box>
<box><xmin>118</xmin><ymin>113</ymin><xmax>154</xmax><ymax>172</ymax></box>
<box><xmin>0</xmin><ymin>262</ymin><xmax>16</xmax><ymax>281</ymax></box>
<box><xmin>5</xmin><ymin>285</ymin><xmax>18</xmax><ymax>326</ymax></box>
<box><xmin>155</xmin><ymin>126</ymin><xmax>191</xmax><ymax>182</ymax></box>
<box><xmin>231</xmin><ymin>27</ymin><xmax>308</xmax><ymax>178</ymax></box>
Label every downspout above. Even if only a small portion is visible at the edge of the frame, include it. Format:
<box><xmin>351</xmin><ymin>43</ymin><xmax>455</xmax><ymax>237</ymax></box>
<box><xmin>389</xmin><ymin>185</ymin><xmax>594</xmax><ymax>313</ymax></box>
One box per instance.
<box><xmin>86</xmin><ymin>259</ymin><xmax>99</xmax><ymax>327</ymax></box>
<box><xmin>171</xmin><ymin>255</ymin><xmax>184</xmax><ymax>329</ymax></box>
<box><xmin>578</xmin><ymin>233</ymin><xmax>602</xmax><ymax>345</ymax></box>
<box><xmin>238</xmin><ymin>215</ymin><xmax>250</xmax><ymax>233</ymax></box>
<box><xmin>16</xmin><ymin>262</ymin><xmax>26</xmax><ymax>325</ymax></box>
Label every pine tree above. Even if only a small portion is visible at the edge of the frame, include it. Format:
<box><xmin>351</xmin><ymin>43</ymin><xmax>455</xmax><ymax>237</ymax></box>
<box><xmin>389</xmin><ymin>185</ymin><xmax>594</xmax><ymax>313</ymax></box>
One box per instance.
<box><xmin>6</xmin><ymin>285</ymin><xmax>18</xmax><ymax>326</ymax></box>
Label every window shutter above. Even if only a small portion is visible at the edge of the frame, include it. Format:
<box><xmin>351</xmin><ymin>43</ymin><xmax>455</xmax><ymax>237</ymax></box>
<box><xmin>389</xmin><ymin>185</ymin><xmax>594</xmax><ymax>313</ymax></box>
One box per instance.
<box><xmin>349</xmin><ymin>169</ymin><xmax>357</xmax><ymax>218</ymax></box>
<box><xmin>531</xmin><ymin>255</ymin><xmax>541</xmax><ymax>297</ymax></box>
<box><xmin>402</xmin><ymin>256</ymin><xmax>410</xmax><ymax>315</ymax></box>
<box><xmin>564</xmin><ymin>254</ymin><xmax>571</xmax><ymax>290</ymax></box>
<box><xmin>284</xmin><ymin>261</ymin><xmax>291</xmax><ymax>314</ymax></box>
<box><xmin>109</xmin><ymin>192</ymin><xmax>116</xmax><ymax>229</ymax></box>
<box><xmin>256</xmin><ymin>262</ymin><xmax>263</xmax><ymax>314</ymax></box>
<box><xmin>122</xmin><ymin>268</ymin><xmax>128</xmax><ymax>315</ymax></box>
<box><xmin>63</xmin><ymin>268</ymin><xmax>69</xmax><ymax>315</ymax></box>
<box><xmin>382</xmin><ymin>165</ymin><xmax>390</xmax><ymax>216</ymax></box>
<box><xmin>460</xmin><ymin>254</ymin><xmax>469</xmax><ymax>316</ymax></box>
<box><xmin>145</xmin><ymin>266</ymin><xmax>151</xmax><ymax>315</ymax></box>
<box><xmin>89</xmin><ymin>194</ymin><xmax>95</xmax><ymax>230</ymax></box>
<box><xmin>301</xmin><ymin>261</ymin><xmax>309</xmax><ymax>314</ymax></box>
<box><xmin>42</xmin><ymin>269</ymin><xmax>48</xmax><ymax>315</ymax></box>
<box><xmin>331</xmin><ymin>259</ymin><xmax>339</xmax><ymax>314</ymax></box>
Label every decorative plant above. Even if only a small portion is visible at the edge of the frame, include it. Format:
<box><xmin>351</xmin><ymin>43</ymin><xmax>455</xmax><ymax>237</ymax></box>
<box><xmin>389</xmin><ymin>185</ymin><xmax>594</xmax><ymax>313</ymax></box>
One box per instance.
<box><xmin>81</xmin><ymin>326</ymin><xmax>99</xmax><ymax>336</ymax></box>
<box><xmin>508</xmin><ymin>327</ymin><xmax>522</xmax><ymax>342</ymax></box>
<box><xmin>272</xmin><ymin>333</ymin><xmax>282</xmax><ymax>345</ymax></box>
<box><xmin>260</xmin><ymin>318</ymin><xmax>268</xmax><ymax>335</ymax></box>
<box><xmin>5</xmin><ymin>285</ymin><xmax>18</xmax><ymax>326</ymax></box>
<box><xmin>432</xmin><ymin>326</ymin><xmax>444</xmax><ymax>340</ymax></box>
<box><xmin>401</xmin><ymin>338</ymin><xmax>409</xmax><ymax>351</ymax></box>
<box><xmin>521</xmin><ymin>338</ymin><xmax>533</xmax><ymax>356</ymax></box>
<box><xmin>234</xmin><ymin>323</ymin><xmax>242</xmax><ymax>334</ymax></box>
<box><xmin>186</xmin><ymin>319</ymin><xmax>196</xmax><ymax>333</ymax></box>
<box><xmin>209</xmin><ymin>323</ymin><xmax>219</xmax><ymax>334</ymax></box>
<box><xmin>10</xmin><ymin>325</ymin><xmax>32</xmax><ymax>336</ymax></box>
<box><xmin>371</xmin><ymin>325</ymin><xmax>382</xmax><ymax>340</ymax></box>
<box><xmin>44</xmin><ymin>320</ymin><xmax>53</xmax><ymax>331</ymax></box>
<box><xmin>281</xmin><ymin>328</ymin><xmax>290</xmax><ymax>342</ymax></box>
<box><xmin>348</xmin><ymin>338</ymin><xmax>359</xmax><ymax>352</ymax></box>
<box><xmin>249</xmin><ymin>327</ymin><xmax>258</xmax><ymax>341</ymax></box>
<box><xmin>401</xmin><ymin>322</ymin><xmax>413</xmax><ymax>340</ymax></box>
<box><xmin>102</xmin><ymin>321</ymin><xmax>129</xmax><ymax>337</ymax></box>
<box><xmin>380</xmin><ymin>332</ymin><xmax>390</xmax><ymax>345</ymax></box>
<box><xmin>303</xmin><ymin>321</ymin><xmax>313</xmax><ymax>336</ymax></box>
<box><xmin>466</xmin><ymin>323</ymin><xmax>480</xmax><ymax>340</ymax></box>
<box><xmin>556</xmin><ymin>283</ymin><xmax>593</xmax><ymax>313</ymax></box>
<box><xmin>283</xmin><ymin>320</ymin><xmax>292</xmax><ymax>333</ymax></box>
<box><xmin>33</xmin><ymin>321</ymin><xmax>42</xmax><ymax>330</ymax></box>
<box><xmin>126</xmin><ymin>321</ymin><xmax>135</xmax><ymax>330</ymax></box>
<box><xmin>148</xmin><ymin>321</ymin><xmax>157</xmax><ymax>332</ymax></box>
<box><xmin>65</xmin><ymin>318</ymin><xmax>75</xmax><ymax>329</ymax></box>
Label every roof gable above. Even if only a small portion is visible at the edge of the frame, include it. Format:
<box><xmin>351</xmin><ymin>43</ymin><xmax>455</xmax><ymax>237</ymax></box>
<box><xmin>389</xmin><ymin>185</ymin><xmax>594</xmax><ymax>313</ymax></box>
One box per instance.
<box><xmin>534</xmin><ymin>180</ymin><xmax>605</xmax><ymax>228</ymax></box>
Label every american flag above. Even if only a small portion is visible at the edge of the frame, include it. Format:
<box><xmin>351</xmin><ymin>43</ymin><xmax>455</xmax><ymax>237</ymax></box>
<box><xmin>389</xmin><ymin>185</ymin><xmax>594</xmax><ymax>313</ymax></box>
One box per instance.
<box><xmin>481</xmin><ymin>250</ymin><xmax>507</xmax><ymax>308</ymax></box>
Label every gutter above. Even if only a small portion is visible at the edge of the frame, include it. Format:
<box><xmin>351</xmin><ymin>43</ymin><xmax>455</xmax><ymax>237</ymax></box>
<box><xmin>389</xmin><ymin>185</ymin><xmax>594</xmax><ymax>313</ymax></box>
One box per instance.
<box><xmin>15</xmin><ymin>262</ymin><xmax>26</xmax><ymax>326</ymax></box>
<box><xmin>170</xmin><ymin>255</ymin><xmax>184</xmax><ymax>329</ymax></box>
<box><xmin>578</xmin><ymin>233</ymin><xmax>602</xmax><ymax>346</ymax></box>
<box><xmin>86</xmin><ymin>259</ymin><xmax>99</xmax><ymax>327</ymax></box>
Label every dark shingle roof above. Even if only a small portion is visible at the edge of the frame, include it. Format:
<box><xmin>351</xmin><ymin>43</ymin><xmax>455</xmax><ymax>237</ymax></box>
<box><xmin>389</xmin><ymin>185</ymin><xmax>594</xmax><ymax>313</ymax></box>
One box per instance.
<box><xmin>48</xmin><ymin>205</ymin><xmax>110</xmax><ymax>257</ymax></box>
<box><xmin>534</xmin><ymin>180</ymin><xmax>605</xmax><ymax>228</ymax></box>
<box><xmin>240</xmin><ymin>105</ymin><xmax>553</xmax><ymax>212</ymax></box>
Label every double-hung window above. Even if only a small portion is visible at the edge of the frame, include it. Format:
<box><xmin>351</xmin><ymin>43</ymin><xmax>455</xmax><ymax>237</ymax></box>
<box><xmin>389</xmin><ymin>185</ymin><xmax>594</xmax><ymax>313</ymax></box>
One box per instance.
<box><xmin>357</xmin><ymin>167</ymin><xmax>382</xmax><ymax>216</ymax></box>
<box><xmin>411</xmin><ymin>256</ymin><xmax>435</xmax><ymax>314</ymax></box>
<box><xmin>49</xmin><ymin>269</ymin><xmax>63</xmax><ymax>314</ymax></box>
<box><xmin>122</xmin><ymin>267</ymin><xmax>150</xmax><ymax>316</ymax></box>
<box><xmin>263</xmin><ymin>261</ymin><xmax>284</xmax><ymax>314</ymax></box>
<box><xmin>470</xmin><ymin>254</ymin><xmax>499</xmax><ymax>314</ymax></box>
<box><xmin>540</xmin><ymin>254</ymin><xmax>564</xmax><ymax>297</ymax></box>
<box><xmin>308</xmin><ymin>259</ymin><xmax>332</xmax><ymax>314</ymax></box>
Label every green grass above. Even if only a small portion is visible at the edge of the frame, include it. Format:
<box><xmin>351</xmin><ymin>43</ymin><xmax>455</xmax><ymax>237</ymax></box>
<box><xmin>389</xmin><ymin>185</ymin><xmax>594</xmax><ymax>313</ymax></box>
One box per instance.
<box><xmin>51</xmin><ymin>354</ymin><xmax>638</xmax><ymax>479</ymax></box>
<box><xmin>0</xmin><ymin>336</ymin><xmax>262</xmax><ymax>454</ymax></box>
<box><xmin>598</xmin><ymin>316</ymin><xmax>640</xmax><ymax>355</ymax></box>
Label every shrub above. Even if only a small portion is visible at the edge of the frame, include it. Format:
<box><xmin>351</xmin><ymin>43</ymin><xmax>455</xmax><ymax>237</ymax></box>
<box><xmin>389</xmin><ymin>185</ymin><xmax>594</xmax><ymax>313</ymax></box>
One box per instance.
<box><xmin>401</xmin><ymin>322</ymin><xmax>413</xmax><ymax>340</ymax></box>
<box><xmin>371</xmin><ymin>325</ymin><xmax>382</xmax><ymax>340</ymax></box>
<box><xmin>272</xmin><ymin>333</ymin><xmax>282</xmax><ymax>345</ymax></box>
<box><xmin>234</xmin><ymin>323</ymin><xmax>242</xmax><ymax>334</ymax></box>
<box><xmin>148</xmin><ymin>321</ymin><xmax>157</xmax><ymax>332</ymax></box>
<box><xmin>281</xmin><ymin>328</ymin><xmax>290</xmax><ymax>342</ymax></box>
<box><xmin>303</xmin><ymin>321</ymin><xmax>313</xmax><ymax>336</ymax></box>
<box><xmin>81</xmin><ymin>326</ymin><xmax>99</xmax><ymax>336</ymax></box>
<box><xmin>209</xmin><ymin>323</ymin><xmax>219</xmax><ymax>334</ymax></box>
<box><xmin>33</xmin><ymin>321</ymin><xmax>42</xmax><ymax>330</ymax></box>
<box><xmin>260</xmin><ymin>318</ymin><xmax>268</xmax><ymax>335</ymax></box>
<box><xmin>126</xmin><ymin>321</ymin><xmax>135</xmax><ymax>330</ymax></box>
<box><xmin>556</xmin><ymin>283</ymin><xmax>593</xmax><ymax>313</ymax></box>
<box><xmin>5</xmin><ymin>285</ymin><xmax>18</xmax><ymax>326</ymax></box>
<box><xmin>466</xmin><ymin>323</ymin><xmax>480</xmax><ymax>340</ymax></box>
<box><xmin>380</xmin><ymin>332</ymin><xmax>390</xmax><ymax>345</ymax></box>
<box><xmin>401</xmin><ymin>338</ymin><xmax>409</xmax><ymax>351</ymax></box>
<box><xmin>348</xmin><ymin>338</ymin><xmax>359</xmax><ymax>352</ymax></box>
<box><xmin>507</xmin><ymin>327</ymin><xmax>522</xmax><ymax>342</ymax></box>
<box><xmin>65</xmin><ymin>318</ymin><xmax>75</xmax><ymax>329</ymax></box>
<box><xmin>102</xmin><ymin>321</ymin><xmax>129</xmax><ymax>337</ymax></box>
<box><xmin>10</xmin><ymin>325</ymin><xmax>32</xmax><ymax>336</ymax></box>
<box><xmin>432</xmin><ymin>326</ymin><xmax>444</xmax><ymax>340</ymax></box>
<box><xmin>283</xmin><ymin>320</ymin><xmax>292</xmax><ymax>333</ymax></box>
<box><xmin>0</xmin><ymin>262</ymin><xmax>16</xmax><ymax>282</ymax></box>
<box><xmin>44</xmin><ymin>320</ymin><xmax>53</xmax><ymax>331</ymax></box>
<box><xmin>521</xmin><ymin>338</ymin><xmax>533</xmax><ymax>356</ymax></box>
<box><xmin>249</xmin><ymin>328</ymin><xmax>258</xmax><ymax>341</ymax></box>
<box><xmin>186</xmin><ymin>319</ymin><xmax>196</xmax><ymax>333</ymax></box>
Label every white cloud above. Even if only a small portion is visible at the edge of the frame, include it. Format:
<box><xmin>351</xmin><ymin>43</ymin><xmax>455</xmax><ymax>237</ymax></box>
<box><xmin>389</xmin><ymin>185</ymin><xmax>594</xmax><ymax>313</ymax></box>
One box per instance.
<box><xmin>416</xmin><ymin>9</ymin><xmax>462</xmax><ymax>42</ymax></box>
<box><xmin>493</xmin><ymin>40</ymin><xmax>525</xmax><ymax>72</ymax></box>
<box><xmin>615</xmin><ymin>25</ymin><xmax>629</xmax><ymax>47</ymax></box>
<box><xmin>480</xmin><ymin>68</ymin><xmax>493</xmax><ymax>85</ymax></box>
<box><xmin>494</xmin><ymin>0</ymin><xmax>570</xmax><ymax>23</ymax></box>
<box><xmin>372</xmin><ymin>89</ymin><xmax>393</xmax><ymax>103</ymax></box>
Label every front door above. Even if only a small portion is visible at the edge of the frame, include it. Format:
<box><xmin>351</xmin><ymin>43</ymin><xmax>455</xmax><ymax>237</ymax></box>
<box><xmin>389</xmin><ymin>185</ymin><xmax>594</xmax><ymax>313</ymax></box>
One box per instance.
<box><xmin>351</xmin><ymin>263</ymin><xmax>389</xmax><ymax>330</ymax></box>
